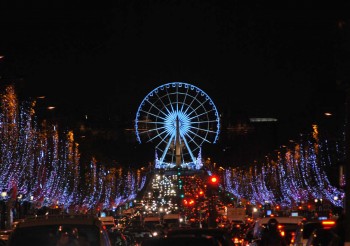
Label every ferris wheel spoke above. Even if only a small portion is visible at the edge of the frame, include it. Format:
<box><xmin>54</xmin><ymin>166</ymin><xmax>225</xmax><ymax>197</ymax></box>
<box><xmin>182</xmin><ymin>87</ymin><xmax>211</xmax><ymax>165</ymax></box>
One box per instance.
<box><xmin>180</xmin><ymin>133</ymin><xmax>198</xmax><ymax>164</ymax></box>
<box><xmin>190</xmin><ymin>120</ymin><xmax>218</xmax><ymax>124</ymax></box>
<box><xmin>179</xmin><ymin>90</ymin><xmax>199</xmax><ymax>115</ymax></box>
<box><xmin>145</xmin><ymin>98</ymin><xmax>169</xmax><ymax>118</ymax></box>
<box><xmin>176</xmin><ymin>86</ymin><xmax>180</xmax><ymax>112</ymax></box>
<box><xmin>182</xmin><ymin>132</ymin><xmax>202</xmax><ymax>150</ymax></box>
<box><xmin>183</xmin><ymin>92</ymin><xmax>207</xmax><ymax>116</ymax></box>
<box><xmin>155</xmin><ymin>131</ymin><xmax>174</xmax><ymax>149</ymax></box>
<box><xmin>185</xmin><ymin>129</ymin><xmax>211</xmax><ymax>144</ymax></box>
<box><xmin>159</xmin><ymin>133</ymin><xmax>175</xmax><ymax>163</ymax></box>
<box><xmin>138</xmin><ymin>125</ymin><xmax>166</xmax><ymax>135</ymax></box>
<box><xmin>189</xmin><ymin>108</ymin><xmax>215</xmax><ymax>120</ymax></box>
<box><xmin>189</xmin><ymin>125</ymin><xmax>218</xmax><ymax>134</ymax></box>
<box><xmin>165</xmin><ymin>87</ymin><xmax>176</xmax><ymax>113</ymax></box>
<box><xmin>155</xmin><ymin>93</ymin><xmax>172</xmax><ymax>115</ymax></box>
<box><xmin>182</xmin><ymin>91</ymin><xmax>200</xmax><ymax>115</ymax></box>
<box><xmin>147</xmin><ymin>127</ymin><xmax>169</xmax><ymax>143</ymax></box>
<box><xmin>187</xmin><ymin>98</ymin><xmax>210</xmax><ymax>118</ymax></box>
<box><xmin>180</xmin><ymin>88</ymin><xmax>190</xmax><ymax>112</ymax></box>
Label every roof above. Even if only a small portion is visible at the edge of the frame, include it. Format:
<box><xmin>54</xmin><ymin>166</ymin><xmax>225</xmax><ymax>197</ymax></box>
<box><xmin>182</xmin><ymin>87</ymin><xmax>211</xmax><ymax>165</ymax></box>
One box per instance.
<box><xmin>163</xmin><ymin>214</ymin><xmax>180</xmax><ymax>219</ymax></box>
<box><xmin>168</xmin><ymin>228</ymin><xmax>228</xmax><ymax>233</ymax></box>
<box><xmin>98</xmin><ymin>216</ymin><xmax>115</xmax><ymax>225</ymax></box>
<box><xmin>144</xmin><ymin>217</ymin><xmax>161</xmax><ymax>222</ymax></box>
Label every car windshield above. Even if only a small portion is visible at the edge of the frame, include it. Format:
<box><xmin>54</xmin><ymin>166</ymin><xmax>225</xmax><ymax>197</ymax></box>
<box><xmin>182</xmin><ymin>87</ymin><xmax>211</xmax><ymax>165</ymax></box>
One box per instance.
<box><xmin>9</xmin><ymin>224</ymin><xmax>100</xmax><ymax>246</ymax></box>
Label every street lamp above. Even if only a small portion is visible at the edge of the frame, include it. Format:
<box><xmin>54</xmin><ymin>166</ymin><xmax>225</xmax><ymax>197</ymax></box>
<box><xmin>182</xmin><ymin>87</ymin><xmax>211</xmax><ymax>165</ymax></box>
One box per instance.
<box><xmin>16</xmin><ymin>194</ymin><xmax>23</xmax><ymax>219</ymax></box>
<box><xmin>1</xmin><ymin>191</ymin><xmax>7</xmax><ymax>199</ymax></box>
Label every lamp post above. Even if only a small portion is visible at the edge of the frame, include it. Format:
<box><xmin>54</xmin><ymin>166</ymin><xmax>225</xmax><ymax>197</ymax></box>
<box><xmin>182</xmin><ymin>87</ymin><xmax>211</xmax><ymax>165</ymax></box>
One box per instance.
<box><xmin>16</xmin><ymin>194</ymin><xmax>22</xmax><ymax>220</ymax></box>
<box><xmin>207</xmin><ymin>175</ymin><xmax>219</xmax><ymax>228</ymax></box>
<box><xmin>0</xmin><ymin>191</ymin><xmax>7</xmax><ymax>229</ymax></box>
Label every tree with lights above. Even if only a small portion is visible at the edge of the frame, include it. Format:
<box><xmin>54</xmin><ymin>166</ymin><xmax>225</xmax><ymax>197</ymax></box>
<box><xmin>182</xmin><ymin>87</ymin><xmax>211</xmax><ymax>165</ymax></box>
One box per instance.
<box><xmin>0</xmin><ymin>84</ymin><xmax>146</xmax><ymax>215</ymax></box>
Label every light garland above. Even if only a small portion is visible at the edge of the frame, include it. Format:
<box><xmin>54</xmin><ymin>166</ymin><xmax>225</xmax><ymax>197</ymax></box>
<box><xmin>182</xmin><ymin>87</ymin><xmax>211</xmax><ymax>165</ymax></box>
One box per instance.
<box><xmin>223</xmin><ymin>130</ymin><xmax>345</xmax><ymax>208</ymax></box>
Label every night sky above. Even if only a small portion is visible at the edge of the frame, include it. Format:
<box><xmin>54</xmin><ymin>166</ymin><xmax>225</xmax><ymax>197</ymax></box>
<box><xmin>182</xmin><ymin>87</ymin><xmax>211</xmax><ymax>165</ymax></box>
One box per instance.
<box><xmin>0</xmin><ymin>2</ymin><xmax>344</xmax><ymax>165</ymax></box>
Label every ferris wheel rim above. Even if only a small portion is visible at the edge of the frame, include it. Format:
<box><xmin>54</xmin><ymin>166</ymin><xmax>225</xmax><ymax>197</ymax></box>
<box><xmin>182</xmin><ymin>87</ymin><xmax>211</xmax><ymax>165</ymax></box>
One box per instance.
<box><xmin>135</xmin><ymin>81</ymin><xmax>220</xmax><ymax>167</ymax></box>
<box><xmin>135</xmin><ymin>81</ymin><xmax>220</xmax><ymax>143</ymax></box>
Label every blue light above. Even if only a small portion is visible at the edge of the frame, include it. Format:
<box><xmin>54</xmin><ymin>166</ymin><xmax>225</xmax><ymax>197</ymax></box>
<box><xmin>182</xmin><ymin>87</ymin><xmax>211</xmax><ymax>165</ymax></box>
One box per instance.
<box><xmin>135</xmin><ymin>82</ymin><xmax>220</xmax><ymax>169</ymax></box>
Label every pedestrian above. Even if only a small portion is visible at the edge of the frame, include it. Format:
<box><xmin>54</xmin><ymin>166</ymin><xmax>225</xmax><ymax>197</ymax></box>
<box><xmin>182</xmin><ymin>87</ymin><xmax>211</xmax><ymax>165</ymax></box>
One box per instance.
<box><xmin>260</xmin><ymin>218</ymin><xmax>286</xmax><ymax>246</ymax></box>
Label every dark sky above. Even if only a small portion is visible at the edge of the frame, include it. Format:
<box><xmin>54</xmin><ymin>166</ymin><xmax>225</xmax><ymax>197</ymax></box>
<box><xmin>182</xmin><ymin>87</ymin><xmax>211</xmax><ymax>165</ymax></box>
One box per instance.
<box><xmin>0</xmin><ymin>2</ymin><xmax>344</xmax><ymax>165</ymax></box>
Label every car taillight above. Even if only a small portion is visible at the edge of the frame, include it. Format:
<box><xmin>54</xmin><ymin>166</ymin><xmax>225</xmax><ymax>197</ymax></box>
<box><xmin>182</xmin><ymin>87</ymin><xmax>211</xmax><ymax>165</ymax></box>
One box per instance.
<box><xmin>290</xmin><ymin>232</ymin><xmax>296</xmax><ymax>243</ymax></box>
<box><xmin>233</xmin><ymin>237</ymin><xmax>243</xmax><ymax>244</ymax></box>
<box><xmin>322</xmin><ymin>220</ymin><xmax>335</xmax><ymax>229</ymax></box>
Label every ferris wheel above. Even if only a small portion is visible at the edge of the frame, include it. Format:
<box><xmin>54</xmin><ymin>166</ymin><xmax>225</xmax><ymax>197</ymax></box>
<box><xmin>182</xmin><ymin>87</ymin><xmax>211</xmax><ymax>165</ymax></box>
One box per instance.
<box><xmin>135</xmin><ymin>82</ymin><xmax>220</xmax><ymax>169</ymax></box>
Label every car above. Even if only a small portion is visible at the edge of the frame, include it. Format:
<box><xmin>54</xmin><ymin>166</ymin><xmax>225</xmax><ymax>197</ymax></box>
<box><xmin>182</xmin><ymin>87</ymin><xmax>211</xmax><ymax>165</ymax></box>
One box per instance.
<box><xmin>0</xmin><ymin>229</ymin><xmax>12</xmax><ymax>246</ymax></box>
<box><xmin>293</xmin><ymin>219</ymin><xmax>336</xmax><ymax>246</ymax></box>
<box><xmin>7</xmin><ymin>214</ymin><xmax>112</xmax><ymax>246</ymax></box>
<box><xmin>108</xmin><ymin>228</ymin><xmax>128</xmax><ymax>246</ymax></box>
<box><xmin>305</xmin><ymin>227</ymin><xmax>338</xmax><ymax>246</ymax></box>
<box><xmin>99</xmin><ymin>216</ymin><xmax>117</xmax><ymax>232</ymax></box>
<box><xmin>166</xmin><ymin>227</ymin><xmax>235</xmax><ymax>246</ymax></box>
<box><xmin>252</xmin><ymin>216</ymin><xmax>304</xmax><ymax>245</ymax></box>
<box><xmin>122</xmin><ymin>227</ymin><xmax>153</xmax><ymax>245</ymax></box>
<box><xmin>122</xmin><ymin>231</ymin><xmax>138</xmax><ymax>246</ymax></box>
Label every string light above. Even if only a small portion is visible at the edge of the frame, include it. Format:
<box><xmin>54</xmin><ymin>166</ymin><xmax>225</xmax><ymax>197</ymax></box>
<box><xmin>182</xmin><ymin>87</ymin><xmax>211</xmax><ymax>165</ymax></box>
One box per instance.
<box><xmin>0</xmin><ymin>85</ymin><xmax>146</xmax><ymax>211</ymax></box>
<box><xmin>224</xmin><ymin>132</ymin><xmax>345</xmax><ymax>207</ymax></box>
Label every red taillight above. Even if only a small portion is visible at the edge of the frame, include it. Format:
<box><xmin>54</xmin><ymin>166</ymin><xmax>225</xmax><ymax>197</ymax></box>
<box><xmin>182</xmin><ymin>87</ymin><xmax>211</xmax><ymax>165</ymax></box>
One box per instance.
<box><xmin>290</xmin><ymin>232</ymin><xmax>296</xmax><ymax>243</ymax></box>
<box><xmin>322</xmin><ymin>220</ymin><xmax>335</xmax><ymax>228</ymax></box>
<box><xmin>233</xmin><ymin>237</ymin><xmax>242</xmax><ymax>244</ymax></box>
<box><xmin>322</xmin><ymin>220</ymin><xmax>335</xmax><ymax>226</ymax></box>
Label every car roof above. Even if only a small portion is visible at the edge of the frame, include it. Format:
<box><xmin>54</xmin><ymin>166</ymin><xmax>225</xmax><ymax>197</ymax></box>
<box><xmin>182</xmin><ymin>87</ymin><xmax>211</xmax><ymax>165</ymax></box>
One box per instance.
<box><xmin>15</xmin><ymin>214</ymin><xmax>103</xmax><ymax>228</ymax></box>
<box><xmin>256</xmin><ymin>216</ymin><xmax>304</xmax><ymax>225</ymax></box>
<box><xmin>99</xmin><ymin>216</ymin><xmax>115</xmax><ymax>221</ymax></box>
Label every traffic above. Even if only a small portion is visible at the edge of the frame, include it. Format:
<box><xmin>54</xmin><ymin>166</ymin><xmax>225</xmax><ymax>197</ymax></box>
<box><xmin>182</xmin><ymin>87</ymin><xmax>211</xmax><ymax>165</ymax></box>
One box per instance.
<box><xmin>98</xmin><ymin>168</ymin><xmax>344</xmax><ymax>245</ymax></box>
<box><xmin>0</xmin><ymin>166</ymin><xmax>345</xmax><ymax>246</ymax></box>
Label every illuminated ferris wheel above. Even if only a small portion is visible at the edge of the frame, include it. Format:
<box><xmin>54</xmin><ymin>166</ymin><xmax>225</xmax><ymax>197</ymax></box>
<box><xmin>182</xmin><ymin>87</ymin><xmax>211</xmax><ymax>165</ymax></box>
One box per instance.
<box><xmin>135</xmin><ymin>82</ymin><xmax>220</xmax><ymax>169</ymax></box>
